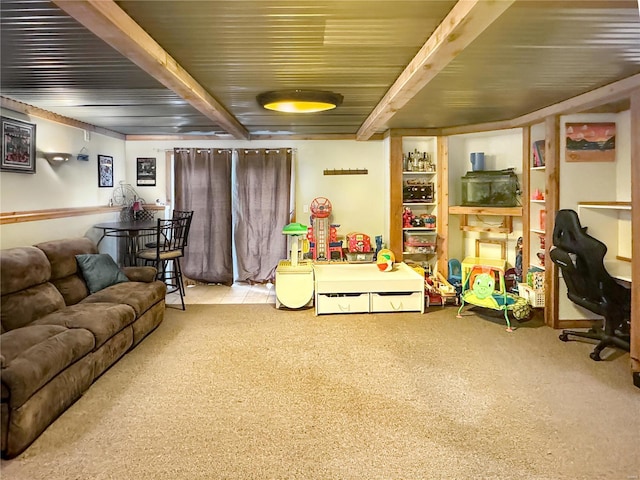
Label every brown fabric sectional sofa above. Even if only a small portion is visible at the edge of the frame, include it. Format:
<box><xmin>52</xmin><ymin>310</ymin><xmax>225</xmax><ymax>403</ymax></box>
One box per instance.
<box><xmin>0</xmin><ymin>237</ymin><xmax>167</xmax><ymax>458</ymax></box>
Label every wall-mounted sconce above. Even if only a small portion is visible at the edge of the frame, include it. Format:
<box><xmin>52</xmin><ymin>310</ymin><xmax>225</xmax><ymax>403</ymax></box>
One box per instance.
<box><xmin>44</xmin><ymin>153</ymin><xmax>73</xmax><ymax>165</ymax></box>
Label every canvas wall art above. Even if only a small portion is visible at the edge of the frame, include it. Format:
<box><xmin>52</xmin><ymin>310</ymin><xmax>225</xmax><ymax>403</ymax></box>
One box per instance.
<box><xmin>565</xmin><ymin>122</ymin><xmax>615</xmax><ymax>162</ymax></box>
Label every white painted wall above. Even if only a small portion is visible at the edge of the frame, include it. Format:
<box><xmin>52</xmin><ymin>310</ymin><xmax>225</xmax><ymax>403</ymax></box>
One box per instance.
<box><xmin>0</xmin><ymin>109</ymin><xmax>126</xmax><ymax>249</ymax></box>
<box><xmin>558</xmin><ymin>111</ymin><xmax>632</xmax><ymax>320</ymax></box>
<box><xmin>446</xmin><ymin>128</ymin><xmax>524</xmax><ymax>268</ymax></box>
<box><xmin>125</xmin><ymin>138</ymin><xmax>389</xmax><ymax>249</ymax></box>
<box><xmin>1</xmin><ymin>113</ymin><xmax>390</xmax><ymax>251</ymax></box>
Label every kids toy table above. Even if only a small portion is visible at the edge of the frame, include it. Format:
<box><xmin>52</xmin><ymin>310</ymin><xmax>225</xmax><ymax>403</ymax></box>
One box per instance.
<box><xmin>313</xmin><ymin>262</ymin><xmax>424</xmax><ymax>315</ymax></box>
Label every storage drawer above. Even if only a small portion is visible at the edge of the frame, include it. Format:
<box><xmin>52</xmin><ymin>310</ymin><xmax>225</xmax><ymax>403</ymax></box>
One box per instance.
<box><xmin>316</xmin><ymin>293</ymin><xmax>369</xmax><ymax>314</ymax></box>
<box><xmin>370</xmin><ymin>292</ymin><xmax>423</xmax><ymax>313</ymax></box>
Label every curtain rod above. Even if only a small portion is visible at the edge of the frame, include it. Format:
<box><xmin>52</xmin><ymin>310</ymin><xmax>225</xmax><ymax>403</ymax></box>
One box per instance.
<box><xmin>172</xmin><ymin>148</ymin><xmax>296</xmax><ymax>154</ymax></box>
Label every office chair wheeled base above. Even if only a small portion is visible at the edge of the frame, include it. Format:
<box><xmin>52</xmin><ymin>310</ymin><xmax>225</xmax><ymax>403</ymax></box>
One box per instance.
<box><xmin>559</xmin><ymin>328</ymin><xmax>630</xmax><ymax>361</ymax></box>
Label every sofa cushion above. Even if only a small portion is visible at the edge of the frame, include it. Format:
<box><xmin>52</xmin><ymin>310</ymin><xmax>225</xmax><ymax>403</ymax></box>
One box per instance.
<box><xmin>81</xmin><ymin>280</ymin><xmax>167</xmax><ymax>316</ymax></box>
<box><xmin>75</xmin><ymin>254</ymin><xmax>129</xmax><ymax>294</ymax></box>
<box><xmin>0</xmin><ymin>246</ymin><xmax>51</xmax><ymax>296</ymax></box>
<box><xmin>0</xmin><ymin>325</ymin><xmax>95</xmax><ymax>408</ymax></box>
<box><xmin>30</xmin><ymin>303</ymin><xmax>136</xmax><ymax>350</ymax></box>
<box><xmin>35</xmin><ymin>237</ymin><xmax>98</xmax><ymax>280</ymax></box>
<box><xmin>1</xmin><ymin>283</ymin><xmax>66</xmax><ymax>333</ymax></box>
<box><xmin>35</xmin><ymin>237</ymin><xmax>97</xmax><ymax>305</ymax></box>
<box><xmin>121</xmin><ymin>266</ymin><xmax>158</xmax><ymax>283</ymax></box>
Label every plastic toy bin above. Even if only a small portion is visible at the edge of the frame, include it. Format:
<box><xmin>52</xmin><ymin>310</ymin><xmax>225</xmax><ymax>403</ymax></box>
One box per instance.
<box><xmin>404</xmin><ymin>232</ymin><xmax>436</xmax><ymax>254</ymax></box>
<box><xmin>518</xmin><ymin>283</ymin><xmax>545</xmax><ymax>308</ymax></box>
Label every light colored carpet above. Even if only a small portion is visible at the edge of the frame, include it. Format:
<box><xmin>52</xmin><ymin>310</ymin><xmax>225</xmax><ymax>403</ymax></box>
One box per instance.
<box><xmin>2</xmin><ymin>305</ymin><xmax>639</xmax><ymax>480</ymax></box>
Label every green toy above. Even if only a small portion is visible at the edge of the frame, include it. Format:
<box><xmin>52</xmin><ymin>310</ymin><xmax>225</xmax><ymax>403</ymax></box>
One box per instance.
<box><xmin>456</xmin><ymin>264</ymin><xmax>530</xmax><ymax>332</ymax></box>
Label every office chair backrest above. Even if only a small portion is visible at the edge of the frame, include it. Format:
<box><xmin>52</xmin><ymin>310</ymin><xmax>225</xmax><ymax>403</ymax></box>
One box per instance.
<box><xmin>550</xmin><ymin>209</ymin><xmax>622</xmax><ymax>313</ymax></box>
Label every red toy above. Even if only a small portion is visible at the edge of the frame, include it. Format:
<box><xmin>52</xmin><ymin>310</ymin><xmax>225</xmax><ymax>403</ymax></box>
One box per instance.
<box><xmin>347</xmin><ymin>232</ymin><xmax>371</xmax><ymax>253</ymax></box>
<box><xmin>307</xmin><ymin>197</ymin><xmax>343</xmax><ymax>261</ymax></box>
<box><xmin>403</xmin><ymin>207</ymin><xmax>414</xmax><ymax>228</ymax></box>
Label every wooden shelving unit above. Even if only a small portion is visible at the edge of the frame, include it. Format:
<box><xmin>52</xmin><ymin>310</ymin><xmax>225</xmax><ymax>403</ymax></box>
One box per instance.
<box><xmin>389</xmin><ymin>132</ymin><xmax>447</xmax><ymax>273</ymax></box>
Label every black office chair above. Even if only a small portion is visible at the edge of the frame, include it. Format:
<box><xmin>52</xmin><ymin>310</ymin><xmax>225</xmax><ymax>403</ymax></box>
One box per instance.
<box><xmin>136</xmin><ymin>217</ymin><xmax>190</xmax><ymax>310</ymax></box>
<box><xmin>549</xmin><ymin>209</ymin><xmax>630</xmax><ymax>361</ymax></box>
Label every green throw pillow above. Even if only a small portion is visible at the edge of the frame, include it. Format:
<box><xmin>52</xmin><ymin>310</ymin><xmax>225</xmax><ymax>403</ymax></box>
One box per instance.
<box><xmin>76</xmin><ymin>253</ymin><xmax>129</xmax><ymax>294</ymax></box>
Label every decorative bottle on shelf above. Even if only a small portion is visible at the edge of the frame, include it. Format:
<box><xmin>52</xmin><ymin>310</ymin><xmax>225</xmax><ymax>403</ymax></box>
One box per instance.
<box><xmin>412</xmin><ymin>150</ymin><xmax>420</xmax><ymax>172</ymax></box>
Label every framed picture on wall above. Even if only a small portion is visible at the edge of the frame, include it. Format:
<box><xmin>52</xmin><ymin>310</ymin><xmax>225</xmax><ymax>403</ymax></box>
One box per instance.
<box><xmin>136</xmin><ymin>157</ymin><xmax>156</xmax><ymax>186</ymax></box>
<box><xmin>565</xmin><ymin>122</ymin><xmax>616</xmax><ymax>162</ymax></box>
<box><xmin>98</xmin><ymin>154</ymin><xmax>114</xmax><ymax>187</ymax></box>
<box><xmin>1</xmin><ymin>116</ymin><xmax>37</xmax><ymax>174</ymax></box>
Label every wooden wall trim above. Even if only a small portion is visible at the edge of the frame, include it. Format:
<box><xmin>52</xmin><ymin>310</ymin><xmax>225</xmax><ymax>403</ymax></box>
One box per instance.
<box><xmin>0</xmin><ymin>204</ymin><xmax>164</xmax><ymax>225</ymax></box>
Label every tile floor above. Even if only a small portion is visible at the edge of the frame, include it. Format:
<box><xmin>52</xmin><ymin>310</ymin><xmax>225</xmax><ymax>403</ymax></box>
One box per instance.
<box><xmin>166</xmin><ymin>282</ymin><xmax>277</xmax><ymax>306</ymax></box>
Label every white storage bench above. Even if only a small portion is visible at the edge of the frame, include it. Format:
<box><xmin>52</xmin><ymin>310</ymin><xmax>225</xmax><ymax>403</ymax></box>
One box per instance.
<box><xmin>314</xmin><ymin>262</ymin><xmax>425</xmax><ymax>315</ymax></box>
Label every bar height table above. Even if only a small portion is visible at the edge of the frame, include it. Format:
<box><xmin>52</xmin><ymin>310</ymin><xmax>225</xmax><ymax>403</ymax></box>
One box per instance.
<box><xmin>93</xmin><ymin>220</ymin><xmax>158</xmax><ymax>267</ymax></box>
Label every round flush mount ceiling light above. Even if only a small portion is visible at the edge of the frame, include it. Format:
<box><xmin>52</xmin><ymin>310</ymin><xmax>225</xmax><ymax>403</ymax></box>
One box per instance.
<box><xmin>257</xmin><ymin>89</ymin><xmax>343</xmax><ymax>113</ymax></box>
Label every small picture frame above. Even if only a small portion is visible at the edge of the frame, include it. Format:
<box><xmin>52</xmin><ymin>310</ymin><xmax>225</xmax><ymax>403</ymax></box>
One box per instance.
<box><xmin>1</xmin><ymin>116</ymin><xmax>37</xmax><ymax>174</ymax></box>
<box><xmin>98</xmin><ymin>155</ymin><xmax>114</xmax><ymax>187</ymax></box>
<box><xmin>136</xmin><ymin>157</ymin><xmax>156</xmax><ymax>186</ymax></box>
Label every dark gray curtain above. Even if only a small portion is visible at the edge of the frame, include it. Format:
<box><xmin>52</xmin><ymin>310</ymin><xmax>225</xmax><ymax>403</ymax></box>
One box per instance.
<box><xmin>232</xmin><ymin>149</ymin><xmax>292</xmax><ymax>283</ymax></box>
<box><xmin>174</xmin><ymin>148</ymin><xmax>233</xmax><ymax>285</ymax></box>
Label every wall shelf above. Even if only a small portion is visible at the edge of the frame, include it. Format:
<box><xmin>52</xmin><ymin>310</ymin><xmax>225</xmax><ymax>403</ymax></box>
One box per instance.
<box><xmin>578</xmin><ymin>201</ymin><xmax>631</xmax><ymax>210</ymax></box>
<box><xmin>449</xmin><ymin>206</ymin><xmax>522</xmax><ymax>233</ymax></box>
<box><xmin>323</xmin><ymin>168</ymin><xmax>368</xmax><ymax>175</ymax></box>
<box><xmin>448</xmin><ymin>206</ymin><xmax>522</xmax><ymax>216</ymax></box>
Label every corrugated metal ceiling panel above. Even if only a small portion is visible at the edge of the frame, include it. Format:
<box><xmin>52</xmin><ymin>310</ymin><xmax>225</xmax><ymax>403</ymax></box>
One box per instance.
<box><xmin>113</xmin><ymin>0</ymin><xmax>459</xmax><ymax>135</ymax></box>
<box><xmin>1</xmin><ymin>1</ymin><xmax>639</xmax><ymax>136</ymax></box>
<box><xmin>385</xmin><ymin>1</ymin><xmax>640</xmax><ymax>130</ymax></box>
<box><xmin>0</xmin><ymin>0</ymin><xmax>227</xmax><ymax>135</ymax></box>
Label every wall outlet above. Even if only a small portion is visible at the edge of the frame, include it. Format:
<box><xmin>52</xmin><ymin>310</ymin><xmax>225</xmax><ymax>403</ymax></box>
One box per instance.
<box><xmin>303</xmin><ymin>204</ymin><xmax>308</xmax><ymax>213</ymax></box>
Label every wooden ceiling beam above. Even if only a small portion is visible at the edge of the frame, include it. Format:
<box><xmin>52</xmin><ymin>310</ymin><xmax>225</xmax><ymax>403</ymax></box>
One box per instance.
<box><xmin>440</xmin><ymin>73</ymin><xmax>640</xmax><ymax>136</ymax></box>
<box><xmin>356</xmin><ymin>0</ymin><xmax>515</xmax><ymax>141</ymax></box>
<box><xmin>1</xmin><ymin>96</ymin><xmax>125</xmax><ymax>140</ymax></box>
<box><xmin>52</xmin><ymin>0</ymin><xmax>250</xmax><ymax>140</ymax></box>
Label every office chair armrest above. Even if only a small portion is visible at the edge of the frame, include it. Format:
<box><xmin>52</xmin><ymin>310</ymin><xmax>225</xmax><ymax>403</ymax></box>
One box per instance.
<box><xmin>122</xmin><ymin>266</ymin><xmax>158</xmax><ymax>283</ymax></box>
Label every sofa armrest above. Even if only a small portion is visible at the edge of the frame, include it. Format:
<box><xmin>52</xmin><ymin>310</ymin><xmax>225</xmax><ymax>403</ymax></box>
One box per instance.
<box><xmin>121</xmin><ymin>266</ymin><xmax>157</xmax><ymax>283</ymax></box>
